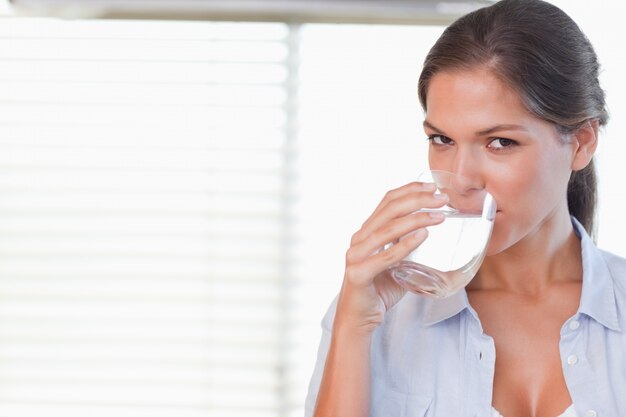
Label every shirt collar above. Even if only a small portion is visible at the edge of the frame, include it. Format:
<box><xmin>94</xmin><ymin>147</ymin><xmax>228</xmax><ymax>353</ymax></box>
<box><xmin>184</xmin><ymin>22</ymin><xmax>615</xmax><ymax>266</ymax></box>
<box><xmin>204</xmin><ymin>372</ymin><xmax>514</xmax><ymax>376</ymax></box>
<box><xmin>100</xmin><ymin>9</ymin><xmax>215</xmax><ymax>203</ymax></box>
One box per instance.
<box><xmin>422</xmin><ymin>217</ymin><xmax>621</xmax><ymax>331</ymax></box>
<box><xmin>573</xmin><ymin>217</ymin><xmax>621</xmax><ymax>331</ymax></box>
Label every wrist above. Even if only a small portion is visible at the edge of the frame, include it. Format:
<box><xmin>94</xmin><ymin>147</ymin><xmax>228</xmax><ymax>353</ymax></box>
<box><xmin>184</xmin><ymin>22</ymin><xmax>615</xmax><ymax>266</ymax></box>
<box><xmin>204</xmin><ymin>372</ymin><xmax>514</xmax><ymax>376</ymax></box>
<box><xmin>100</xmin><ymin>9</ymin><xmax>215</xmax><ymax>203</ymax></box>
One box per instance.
<box><xmin>332</xmin><ymin>314</ymin><xmax>379</xmax><ymax>341</ymax></box>
<box><xmin>333</xmin><ymin>287</ymin><xmax>386</xmax><ymax>336</ymax></box>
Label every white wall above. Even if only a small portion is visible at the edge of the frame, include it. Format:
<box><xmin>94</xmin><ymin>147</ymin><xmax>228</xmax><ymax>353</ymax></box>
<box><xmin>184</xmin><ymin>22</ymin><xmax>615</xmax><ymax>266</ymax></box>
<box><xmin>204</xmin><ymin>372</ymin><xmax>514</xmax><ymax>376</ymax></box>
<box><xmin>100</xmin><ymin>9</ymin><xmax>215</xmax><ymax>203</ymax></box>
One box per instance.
<box><xmin>551</xmin><ymin>0</ymin><xmax>626</xmax><ymax>251</ymax></box>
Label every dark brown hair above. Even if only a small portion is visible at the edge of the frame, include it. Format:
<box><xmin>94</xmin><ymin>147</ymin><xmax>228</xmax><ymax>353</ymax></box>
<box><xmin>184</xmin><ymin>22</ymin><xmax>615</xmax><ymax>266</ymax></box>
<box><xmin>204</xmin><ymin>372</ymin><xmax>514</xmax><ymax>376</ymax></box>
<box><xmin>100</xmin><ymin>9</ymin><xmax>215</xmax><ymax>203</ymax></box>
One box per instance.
<box><xmin>418</xmin><ymin>0</ymin><xmax>608</xmax><ymax>237</ymax></box>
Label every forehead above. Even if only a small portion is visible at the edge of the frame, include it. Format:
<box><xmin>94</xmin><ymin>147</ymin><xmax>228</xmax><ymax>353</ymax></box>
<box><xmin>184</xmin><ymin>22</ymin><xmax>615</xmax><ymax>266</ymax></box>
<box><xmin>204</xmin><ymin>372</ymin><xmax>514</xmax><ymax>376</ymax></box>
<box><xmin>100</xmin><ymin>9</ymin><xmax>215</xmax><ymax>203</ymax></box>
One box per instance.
<box><xmin>425</xmin><ymin>68</ymin><xmax>530</xmax><ymax>123</ymax></box>
<box><xmin>424</xmin><ymin>68</ymin><xmax>566</xmax><ymax>145</ymax></box>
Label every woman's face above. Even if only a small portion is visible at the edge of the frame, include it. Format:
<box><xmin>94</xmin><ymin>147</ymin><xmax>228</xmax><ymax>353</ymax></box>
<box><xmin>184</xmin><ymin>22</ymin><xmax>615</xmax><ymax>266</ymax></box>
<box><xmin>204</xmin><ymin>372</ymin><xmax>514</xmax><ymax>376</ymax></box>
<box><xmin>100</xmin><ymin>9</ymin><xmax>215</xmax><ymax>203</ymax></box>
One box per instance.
<box><xmin>424</xmin><ymin>68</ymin><xmax>577</xmax><ymax>255</ymax></box>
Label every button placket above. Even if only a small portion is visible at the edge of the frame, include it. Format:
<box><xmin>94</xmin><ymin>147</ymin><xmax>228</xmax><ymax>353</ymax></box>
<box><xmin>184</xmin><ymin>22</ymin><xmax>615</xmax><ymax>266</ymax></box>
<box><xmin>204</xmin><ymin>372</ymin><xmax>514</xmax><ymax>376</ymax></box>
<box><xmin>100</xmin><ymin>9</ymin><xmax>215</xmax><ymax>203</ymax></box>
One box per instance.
<box><xmin>466</xmin><ymin>312</ymin><xmax>496</xmax><ymax>417</ymax></box>
<box><xmin>561</xmin><ymin>318</ymin><xmax>603</xmax><ymax>417</ymax></box>
<box><xmin>562</xmin><ymin>317</ymin><xmax>582</xmax><ymax>368</ymax></box>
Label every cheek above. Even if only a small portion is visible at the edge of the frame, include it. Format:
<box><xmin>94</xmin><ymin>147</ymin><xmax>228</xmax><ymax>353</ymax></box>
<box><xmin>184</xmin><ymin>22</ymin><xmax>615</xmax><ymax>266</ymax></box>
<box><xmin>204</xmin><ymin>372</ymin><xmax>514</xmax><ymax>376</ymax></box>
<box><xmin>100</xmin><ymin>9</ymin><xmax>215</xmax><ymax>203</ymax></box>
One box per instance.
<box><xmin>488</xmin><ymin>146</ymin><xmax>571</xmax><ymax>213</ymax></box>
<box><xmin>485</xmin><ymin>151</ymin><xmax>572</xmax><ymax>253</ymax></box>
<box><xmin>486</xmin><ymin>162</ymin><xmax>536</xmax><ymax>211</ymax></box>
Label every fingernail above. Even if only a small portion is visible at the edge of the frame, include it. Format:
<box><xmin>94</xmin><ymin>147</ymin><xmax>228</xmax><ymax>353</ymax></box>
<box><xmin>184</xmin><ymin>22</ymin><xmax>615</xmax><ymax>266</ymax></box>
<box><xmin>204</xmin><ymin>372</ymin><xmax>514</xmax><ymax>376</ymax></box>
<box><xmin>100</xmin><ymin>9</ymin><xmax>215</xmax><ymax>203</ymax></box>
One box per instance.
<box><xmin>428</xmin><ymin>211</ymin><xmax>445</xmax><ymax>220</ymax></box>
<box><xmin>414</xmin><ymin>228</ymin><xmax>427</xmax><ymax>240</ymax></box>
<box><xmin>434</xmin><ymin>193</ymin><xmax>448</xmax><ymax>201</ymax></box>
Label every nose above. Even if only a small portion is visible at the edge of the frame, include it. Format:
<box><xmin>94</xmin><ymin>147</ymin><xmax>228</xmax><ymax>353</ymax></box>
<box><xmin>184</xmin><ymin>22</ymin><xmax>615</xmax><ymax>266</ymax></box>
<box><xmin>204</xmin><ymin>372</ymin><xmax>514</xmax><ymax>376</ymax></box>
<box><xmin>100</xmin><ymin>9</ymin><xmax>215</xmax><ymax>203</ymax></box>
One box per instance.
<box><xmin>448</xmin><ymin>146</ymin><xmax>484</xmax><ymax>192</ymax></box>
<box><xmin>429</xmin><ymin>144</ymin><xmax>491</xmax><ymax>214</ymax></box>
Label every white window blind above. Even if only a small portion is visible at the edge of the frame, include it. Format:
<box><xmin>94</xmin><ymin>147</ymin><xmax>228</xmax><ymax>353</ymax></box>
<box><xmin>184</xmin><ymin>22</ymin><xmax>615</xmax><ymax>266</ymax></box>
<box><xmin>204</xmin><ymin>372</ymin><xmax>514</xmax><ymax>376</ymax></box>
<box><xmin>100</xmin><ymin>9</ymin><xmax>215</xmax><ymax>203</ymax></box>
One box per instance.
<box><xmin>0</xmin><ymin>9</ymin><xmax>453</xmax><ymax>417</ymax></box>
<box><xmin>4</xmin><ymin>6</ymin><xmax>626</xmax><ymax>417</ymax></box>
<box><xmin>0</xmin><ymin>17</ymin><xmax>297</xmax><ymax>417</ymax></box>
<box><xmin>3</xmin><ymin>3</ymin><xmax>624</xmax><ymax>415</ymax></box>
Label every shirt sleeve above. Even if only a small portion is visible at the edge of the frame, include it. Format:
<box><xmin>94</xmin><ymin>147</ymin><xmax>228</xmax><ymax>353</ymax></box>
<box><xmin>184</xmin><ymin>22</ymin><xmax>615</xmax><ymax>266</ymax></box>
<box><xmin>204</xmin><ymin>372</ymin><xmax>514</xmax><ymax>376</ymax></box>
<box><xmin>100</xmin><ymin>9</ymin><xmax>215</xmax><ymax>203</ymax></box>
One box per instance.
<box><xmin>304</xmin><ymin>296</ymin><xmax>338</xmax><ymax>417</ymax></box>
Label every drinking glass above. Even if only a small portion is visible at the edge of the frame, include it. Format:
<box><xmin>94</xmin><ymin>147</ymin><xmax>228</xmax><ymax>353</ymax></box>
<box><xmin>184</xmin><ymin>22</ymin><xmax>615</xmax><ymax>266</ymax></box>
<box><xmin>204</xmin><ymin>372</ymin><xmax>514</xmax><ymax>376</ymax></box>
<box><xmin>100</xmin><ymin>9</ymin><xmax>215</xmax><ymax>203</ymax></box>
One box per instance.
<box><xmin>387</xmin><ymin>170</ymin><xmax>497</xmax><ymax>298</ymax></box>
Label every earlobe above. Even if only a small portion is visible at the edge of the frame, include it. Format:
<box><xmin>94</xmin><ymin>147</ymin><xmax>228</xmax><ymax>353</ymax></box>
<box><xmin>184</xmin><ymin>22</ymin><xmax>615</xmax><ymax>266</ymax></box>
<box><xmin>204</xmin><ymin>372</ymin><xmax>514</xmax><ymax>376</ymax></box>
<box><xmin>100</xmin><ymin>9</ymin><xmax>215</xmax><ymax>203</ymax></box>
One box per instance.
<box><xmin>571</xmin><ymin>120</ymin><xmax>599</xmax><ymax>171</ymax></box>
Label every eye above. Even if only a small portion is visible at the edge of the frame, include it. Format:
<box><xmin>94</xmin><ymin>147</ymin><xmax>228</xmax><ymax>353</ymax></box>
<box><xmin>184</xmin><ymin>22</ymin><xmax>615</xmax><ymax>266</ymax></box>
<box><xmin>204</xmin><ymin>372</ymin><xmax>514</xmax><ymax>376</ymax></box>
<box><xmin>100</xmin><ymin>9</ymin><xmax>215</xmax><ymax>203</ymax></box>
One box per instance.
<box><xmin>428</xmin><ymin>135</ymin><xmax>454</xmax><ymax>146</ymax></box>
<box><xmin>488</xmin><ymin>137</ymin><xmax>518</xmax><ymax>149</ymax></box>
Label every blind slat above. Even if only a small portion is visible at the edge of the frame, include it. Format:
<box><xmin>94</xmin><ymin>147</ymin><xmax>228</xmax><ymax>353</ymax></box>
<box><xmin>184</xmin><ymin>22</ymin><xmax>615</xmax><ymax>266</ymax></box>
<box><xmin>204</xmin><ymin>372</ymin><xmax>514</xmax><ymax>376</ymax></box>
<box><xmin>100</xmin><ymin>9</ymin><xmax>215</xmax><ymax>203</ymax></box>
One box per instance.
<box><xmin>0</xmin><ymin>17</ymin><xmax>291</xmax><ymax>416</ymax></box>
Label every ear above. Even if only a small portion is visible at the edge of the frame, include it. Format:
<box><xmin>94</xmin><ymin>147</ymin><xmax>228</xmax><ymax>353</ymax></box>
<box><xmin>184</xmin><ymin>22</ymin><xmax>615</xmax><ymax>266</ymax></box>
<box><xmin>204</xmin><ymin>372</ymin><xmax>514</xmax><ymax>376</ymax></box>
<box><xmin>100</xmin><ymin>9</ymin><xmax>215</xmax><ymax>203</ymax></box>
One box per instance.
<box><xmin>571</xmin><ymin>120</ymin><xmax>599</xmax><ymax>171</ymax></box>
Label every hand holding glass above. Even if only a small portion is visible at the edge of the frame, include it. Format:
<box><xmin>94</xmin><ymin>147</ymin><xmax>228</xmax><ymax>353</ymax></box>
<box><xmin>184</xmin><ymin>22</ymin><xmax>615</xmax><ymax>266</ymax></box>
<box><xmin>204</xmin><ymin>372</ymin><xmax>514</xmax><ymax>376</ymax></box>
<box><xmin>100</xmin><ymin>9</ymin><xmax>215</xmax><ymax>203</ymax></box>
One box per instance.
<box><xmin>387</xmin><ymin>170</ymin><xmax>497</xmax><ymax>298</ymax></box>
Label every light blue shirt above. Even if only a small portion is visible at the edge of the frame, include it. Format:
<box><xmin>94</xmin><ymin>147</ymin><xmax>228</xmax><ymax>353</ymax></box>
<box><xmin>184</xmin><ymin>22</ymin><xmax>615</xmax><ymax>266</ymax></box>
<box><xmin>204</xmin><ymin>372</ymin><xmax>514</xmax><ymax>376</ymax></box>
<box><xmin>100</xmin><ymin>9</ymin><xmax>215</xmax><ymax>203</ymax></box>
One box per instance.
<box><xmin>305</xmin><ymin>218</ymin><xmax>626</xmax><ymax>417</ymax></box>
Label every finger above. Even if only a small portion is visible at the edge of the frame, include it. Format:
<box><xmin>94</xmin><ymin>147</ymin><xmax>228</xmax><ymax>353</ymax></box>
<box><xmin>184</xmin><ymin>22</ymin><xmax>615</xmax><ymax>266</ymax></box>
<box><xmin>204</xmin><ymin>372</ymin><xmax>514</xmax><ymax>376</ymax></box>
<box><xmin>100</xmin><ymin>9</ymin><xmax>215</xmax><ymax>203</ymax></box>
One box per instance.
<box><xmin>345</xmin><ymin>228</ymin><xmax>429</xmax><ymax>286</ymax></box>
<box><xmin>352</xmin><ymin>190</ymin><xmax>448</xmax><ymax>246</ymax></box>
<box><xmin>347</xmin><ymin>210</ymin><xmax>444</xmax><ymax>266</ymax></box>
<box><xmin>368</xmin><ymin>181</ymin><xmax>436</xmax><ymax>221</ymax></box>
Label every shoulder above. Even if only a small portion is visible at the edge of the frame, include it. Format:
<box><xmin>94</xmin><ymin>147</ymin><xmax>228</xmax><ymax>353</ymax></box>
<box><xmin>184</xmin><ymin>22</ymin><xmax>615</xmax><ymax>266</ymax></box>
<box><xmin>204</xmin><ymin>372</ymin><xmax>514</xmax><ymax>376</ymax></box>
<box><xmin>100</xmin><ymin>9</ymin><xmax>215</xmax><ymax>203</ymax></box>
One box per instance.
<box><xmin>381</xmin><ymin>292</ymin><xmax>437</xmax><ymax>330</ymax></box>
<box><xmin>374</xmin><ymin>292</ymin><xmax>463</xmax><ymax>352</ymax></box>
<box><xmin>319</xmin><ymin>295</ymin><xmax>338</xmax><ymax>332</ymax></box>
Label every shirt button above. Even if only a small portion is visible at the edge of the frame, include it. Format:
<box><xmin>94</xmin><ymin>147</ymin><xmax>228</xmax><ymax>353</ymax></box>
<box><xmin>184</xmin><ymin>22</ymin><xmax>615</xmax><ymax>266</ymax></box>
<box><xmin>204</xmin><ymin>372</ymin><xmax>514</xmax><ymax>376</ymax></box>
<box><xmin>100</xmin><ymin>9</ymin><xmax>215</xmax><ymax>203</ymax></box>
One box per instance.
<box><xmin>569</xmin><ymin>320</ymin><xmax>580</xmax><ymax>330</ymax></box>
<box><xmin>567</xmin><ymin>354</ymin><xmax>578</xmax><ymax>365</ymax></box>
<box><xmin>585</xmin><ymin>410</ymin><xmax>597</xmax><ymax>417</ymax></box>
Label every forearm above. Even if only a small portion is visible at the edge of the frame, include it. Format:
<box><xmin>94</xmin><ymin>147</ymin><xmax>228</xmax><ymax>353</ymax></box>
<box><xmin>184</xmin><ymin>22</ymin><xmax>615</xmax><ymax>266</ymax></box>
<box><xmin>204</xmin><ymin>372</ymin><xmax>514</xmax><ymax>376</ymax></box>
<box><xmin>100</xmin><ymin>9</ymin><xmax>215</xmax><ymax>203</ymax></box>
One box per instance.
<box><xmin>312</xmin><ymin>326</ymin><xmax>373</xmax><ymax>417</ymax></box>
<box><xmin>311</xmin><ymin>182</ymin><xmax>441</xmax><ymax>416</ymax></box>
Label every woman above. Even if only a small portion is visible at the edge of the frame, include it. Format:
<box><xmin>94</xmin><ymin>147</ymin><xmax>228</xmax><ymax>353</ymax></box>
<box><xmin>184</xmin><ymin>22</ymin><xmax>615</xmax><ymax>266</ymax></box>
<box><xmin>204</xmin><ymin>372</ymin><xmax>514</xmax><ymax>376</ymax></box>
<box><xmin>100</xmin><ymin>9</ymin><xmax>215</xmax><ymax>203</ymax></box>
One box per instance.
<box><xmin>304</xmin><ymin>0</ymin><xmax>626</xmax><ymax>416</ymax></box>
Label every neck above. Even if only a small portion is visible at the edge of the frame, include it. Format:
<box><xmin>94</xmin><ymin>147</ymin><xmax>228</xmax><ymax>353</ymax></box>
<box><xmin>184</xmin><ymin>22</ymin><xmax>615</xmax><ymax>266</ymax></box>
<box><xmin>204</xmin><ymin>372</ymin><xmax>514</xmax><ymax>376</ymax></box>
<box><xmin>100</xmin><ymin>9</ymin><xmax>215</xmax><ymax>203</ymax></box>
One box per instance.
<box><xmin>468</xmin><ymin>210</ymin><xmax>582</xmax><ymax>296</ymax></box>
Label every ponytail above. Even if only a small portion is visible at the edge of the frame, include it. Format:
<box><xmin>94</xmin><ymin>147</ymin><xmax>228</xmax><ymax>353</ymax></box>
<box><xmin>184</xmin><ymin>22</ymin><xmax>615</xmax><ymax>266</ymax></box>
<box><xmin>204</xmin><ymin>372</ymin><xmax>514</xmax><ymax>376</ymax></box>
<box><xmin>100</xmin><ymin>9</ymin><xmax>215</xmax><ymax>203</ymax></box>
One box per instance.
<box><xmin>568</xmin><ymin>160</ymin><xmax>597</xmax><ymax>239</ymax></box>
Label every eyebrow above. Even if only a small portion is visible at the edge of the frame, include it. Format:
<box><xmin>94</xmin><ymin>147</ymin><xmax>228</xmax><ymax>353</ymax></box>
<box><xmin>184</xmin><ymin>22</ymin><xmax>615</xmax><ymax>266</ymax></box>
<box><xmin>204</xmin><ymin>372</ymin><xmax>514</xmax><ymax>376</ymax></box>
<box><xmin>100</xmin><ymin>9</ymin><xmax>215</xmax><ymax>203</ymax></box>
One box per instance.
<box><xmin>423</xmin><ymin>120</ymin><xmax>528</xmax><ymax>136</ymax></box>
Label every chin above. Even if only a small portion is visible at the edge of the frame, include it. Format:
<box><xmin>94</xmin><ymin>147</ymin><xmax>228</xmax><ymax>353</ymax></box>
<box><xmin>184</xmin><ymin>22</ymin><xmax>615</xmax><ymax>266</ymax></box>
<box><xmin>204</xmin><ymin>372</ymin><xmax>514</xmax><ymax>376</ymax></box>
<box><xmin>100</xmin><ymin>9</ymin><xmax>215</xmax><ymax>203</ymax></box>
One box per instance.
<box><xmin>485</xmin><ymin>239</ymin><xmax>507</xmax><ymax>257</ymax></box>
<box><xmin>484</xmin><ymin>213</ymin><xmax>514</xmax><ymax>256</ymax></box>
